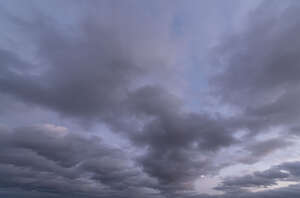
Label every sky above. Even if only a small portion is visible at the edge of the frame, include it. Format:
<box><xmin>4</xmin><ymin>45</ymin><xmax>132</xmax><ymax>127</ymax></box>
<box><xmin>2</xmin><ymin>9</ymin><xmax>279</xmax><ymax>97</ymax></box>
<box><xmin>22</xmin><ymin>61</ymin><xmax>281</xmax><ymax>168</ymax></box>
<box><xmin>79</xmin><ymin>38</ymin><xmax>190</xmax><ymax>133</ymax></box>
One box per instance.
<box><xmin>1</xmin><ymin>0</ymin><xmax>300</xmax><ymax>198</ymax></box>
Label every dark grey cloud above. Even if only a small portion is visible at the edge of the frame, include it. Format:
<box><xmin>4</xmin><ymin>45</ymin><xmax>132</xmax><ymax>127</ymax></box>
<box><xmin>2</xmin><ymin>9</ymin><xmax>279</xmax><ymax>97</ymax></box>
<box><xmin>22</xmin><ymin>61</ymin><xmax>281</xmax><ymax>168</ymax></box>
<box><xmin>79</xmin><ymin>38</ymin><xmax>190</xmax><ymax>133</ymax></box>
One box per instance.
<box><xmin>0</xmin><ymin>1</ymin><xmax>240</xmax><ymax>196</ymax></box>
<box><xmin>0</xmin><ymin>15</ymin><xmax>141</xmax><ymax>121</ymax></box>
<box><xmin>0</xmin><ymin>125</ymin><xmax>161</xmax><ymax>198</ymax></box>
<box><xmin>211</xmin><ymin>0</ymin><xmax>300</xmax><ymax>135</ymax></box>
<box><xmin>215</xmin><ymin>160</ymin><xmax>300</xmax><ymax>196</ymax></box>
<box><xmin>238</xmin><ymin>138</ymin><xmax>291</xmax><ymax>164</ymax></box>
<box><xmin>1</xmin><ymin>0</ymin><xmax>300</xmax><ymax>197</ymax></box>
<box><xmin>195</xmin><ymin>184</ymin><xmax>300</xmax><ymax>198</ymax></box>
<box><xmin>126</xmin><ymin>86</ymin><xmax>236</xmax><ymax>189</ymax></box>
<box><xmin>205</xmin><ymin>0</ymin><xmax>300</xmax><ymax>175</ymax></box>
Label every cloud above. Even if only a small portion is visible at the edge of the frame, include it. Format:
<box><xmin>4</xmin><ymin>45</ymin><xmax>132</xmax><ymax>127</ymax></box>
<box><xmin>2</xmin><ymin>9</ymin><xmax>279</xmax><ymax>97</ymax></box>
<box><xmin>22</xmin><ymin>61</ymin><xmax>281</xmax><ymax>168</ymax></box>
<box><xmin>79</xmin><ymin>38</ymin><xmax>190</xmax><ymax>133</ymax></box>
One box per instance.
<box><xmin>0</xmin><ymin>1</ymin><xmax>239</xmax><ymax>195</ymax></box>
<box><xmin>238</xmin><ymin>138</ymin><xmax>291</xmax><ymax>164</ymax></box>
<box><xmin>211</xmin><ymin>0</ymin><xmax>300</xmax><ymax>134</ymax></box>
<box><xmin>1</xmin><ymin>0</ymin><xmax>300</xmax><ymax>197</ymax></box>
<box><xmin>0</xmin><ymin>124</ymin><xmax>161</xmax><ymax>198</ymax></box>
<box><xmin>213</xmin><ymin>161</ymin><xmax>300</xmax><ymax>198</ymax></box>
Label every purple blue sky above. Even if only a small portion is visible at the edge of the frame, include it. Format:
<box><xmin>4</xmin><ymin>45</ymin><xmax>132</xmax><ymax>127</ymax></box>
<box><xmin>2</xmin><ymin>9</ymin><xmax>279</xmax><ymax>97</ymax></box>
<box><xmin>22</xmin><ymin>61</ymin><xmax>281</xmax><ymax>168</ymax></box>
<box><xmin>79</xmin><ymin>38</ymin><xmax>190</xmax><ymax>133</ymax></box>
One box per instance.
<box><xmin>1</xmin><ymin>1</ymin><xmax>300</xmax><ymax>197</ymax></box>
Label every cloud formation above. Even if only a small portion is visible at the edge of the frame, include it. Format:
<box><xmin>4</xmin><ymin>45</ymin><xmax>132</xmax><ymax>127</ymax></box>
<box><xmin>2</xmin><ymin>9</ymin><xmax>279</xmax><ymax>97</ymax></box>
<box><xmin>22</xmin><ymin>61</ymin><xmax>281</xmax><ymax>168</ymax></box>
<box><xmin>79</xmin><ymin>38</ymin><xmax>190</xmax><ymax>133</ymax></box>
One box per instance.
<box><xmin>0</xmin><ymin>124</ymin><xmax>161</xmax><ymax>198</ymax></box>
<box><xmin>0</xmin><ymin>0</ymin><xmax>300</xmax><ymax>198</ymax></box>
<box><xmin>212</xmin><ymin>0</ymin><xmax>300</xmax><ymax>135</ymax></box>
<box><xmin>0</xmin><ymin>1</ymin><xmax>238</xmax><ymax>196</ymax></box>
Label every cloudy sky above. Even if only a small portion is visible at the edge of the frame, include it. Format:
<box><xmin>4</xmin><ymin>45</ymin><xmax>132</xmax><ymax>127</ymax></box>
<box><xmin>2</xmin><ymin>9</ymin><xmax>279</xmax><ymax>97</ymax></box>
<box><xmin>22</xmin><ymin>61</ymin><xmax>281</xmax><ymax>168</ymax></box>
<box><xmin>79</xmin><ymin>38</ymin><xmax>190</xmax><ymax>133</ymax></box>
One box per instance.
<box><xmin>1</xmin><ymin>0</ymin><xmax>300</xmax><ymax>197</ymax></box>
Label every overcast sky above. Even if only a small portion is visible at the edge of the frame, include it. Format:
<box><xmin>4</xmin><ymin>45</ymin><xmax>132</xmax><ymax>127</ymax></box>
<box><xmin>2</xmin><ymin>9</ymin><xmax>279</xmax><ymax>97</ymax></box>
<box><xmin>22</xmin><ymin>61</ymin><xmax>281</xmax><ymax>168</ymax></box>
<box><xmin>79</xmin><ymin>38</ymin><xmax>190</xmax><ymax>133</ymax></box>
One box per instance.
<box><xmin>1</xmin><ymin>1</ymin><xmax>300</xmax><ymax>198</ymax></box>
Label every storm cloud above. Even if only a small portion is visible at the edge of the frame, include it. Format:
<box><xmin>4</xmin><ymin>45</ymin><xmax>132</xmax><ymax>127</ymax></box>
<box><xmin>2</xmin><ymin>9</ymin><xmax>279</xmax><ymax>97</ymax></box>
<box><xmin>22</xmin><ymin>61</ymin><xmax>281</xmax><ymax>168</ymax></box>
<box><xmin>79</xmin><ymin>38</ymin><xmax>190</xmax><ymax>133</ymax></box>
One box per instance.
<box><xmin>212</xmin><ymin>0</ymin><xmax>300</xmax><ymax>135</ymax></box>
<box><xmin>1</xmin><ymin>0</ymin><xmax>300</xmax><ymax>198</ymax></box>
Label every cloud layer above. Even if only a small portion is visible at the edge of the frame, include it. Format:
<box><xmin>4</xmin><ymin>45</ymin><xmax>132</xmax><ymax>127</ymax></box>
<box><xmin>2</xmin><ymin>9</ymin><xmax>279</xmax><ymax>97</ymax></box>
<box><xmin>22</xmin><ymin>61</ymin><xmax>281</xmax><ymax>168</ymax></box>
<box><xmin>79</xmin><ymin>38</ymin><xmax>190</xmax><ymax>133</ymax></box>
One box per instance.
<box><xmin>1</xmin><ymin>0</ymin><xmax>300</xmax><ymax>198</ymax></box>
